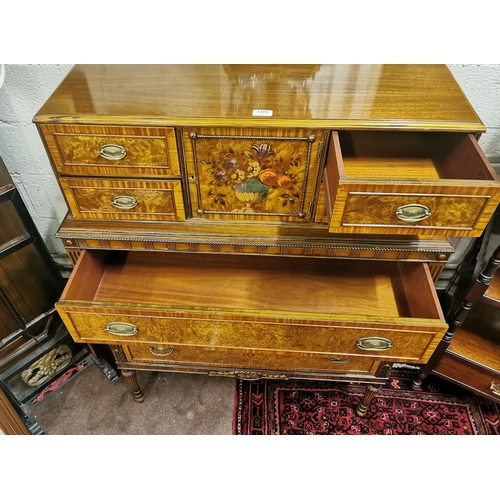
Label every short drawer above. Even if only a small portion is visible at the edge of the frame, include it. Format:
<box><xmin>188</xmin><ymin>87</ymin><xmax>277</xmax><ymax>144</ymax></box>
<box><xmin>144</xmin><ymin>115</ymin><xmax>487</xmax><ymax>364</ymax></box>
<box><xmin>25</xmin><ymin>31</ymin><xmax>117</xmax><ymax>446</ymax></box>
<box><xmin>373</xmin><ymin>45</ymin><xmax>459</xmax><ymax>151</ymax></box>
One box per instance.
<box><xmin>59</xmin><ymin>177</ymin><xmax>185</xmax><ymax>221</ymax></box>
<box><xmin>40</xmin><ymin>124</ymin><xmax>181</xmax><ymax>177</ymax></box>
<box><xmin>324</xmin><ymin>131</ymin><xmax>500</xmax><ymax>237</ymax></box>
<box><xmin>125</xmin><ymin>344</ymin><xmax>376</xmax><ymax>374</ymax></box>
<box><xmin>56</xmin><ymin>250</ymin><xmax>448</xmax><ymax>365</ymax></box>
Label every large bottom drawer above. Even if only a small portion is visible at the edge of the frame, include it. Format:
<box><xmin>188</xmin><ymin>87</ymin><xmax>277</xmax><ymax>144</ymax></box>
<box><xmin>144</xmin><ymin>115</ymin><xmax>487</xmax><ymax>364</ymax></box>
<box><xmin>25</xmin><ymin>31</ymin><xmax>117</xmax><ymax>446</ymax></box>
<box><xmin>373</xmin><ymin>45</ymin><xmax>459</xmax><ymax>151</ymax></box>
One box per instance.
<box><xmin>125</xmin><ymin>344</ymin><xmax>376</xmax><ymax>373</ymax></box>
<box><xmin>56</xmin><ymin>250</ymin><xmax>448</xmax><ymax>367</ymax></box>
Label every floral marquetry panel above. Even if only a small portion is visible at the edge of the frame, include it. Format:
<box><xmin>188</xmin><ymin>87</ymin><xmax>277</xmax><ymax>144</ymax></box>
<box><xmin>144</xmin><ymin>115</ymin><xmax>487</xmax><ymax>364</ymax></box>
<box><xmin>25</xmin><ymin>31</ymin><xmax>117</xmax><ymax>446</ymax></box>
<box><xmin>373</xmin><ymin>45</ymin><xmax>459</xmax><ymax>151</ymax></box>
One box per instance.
<box><xmin>184</xmin><ymin>128</ymin><xmax>325</xmax><ymax>221</ymax></box>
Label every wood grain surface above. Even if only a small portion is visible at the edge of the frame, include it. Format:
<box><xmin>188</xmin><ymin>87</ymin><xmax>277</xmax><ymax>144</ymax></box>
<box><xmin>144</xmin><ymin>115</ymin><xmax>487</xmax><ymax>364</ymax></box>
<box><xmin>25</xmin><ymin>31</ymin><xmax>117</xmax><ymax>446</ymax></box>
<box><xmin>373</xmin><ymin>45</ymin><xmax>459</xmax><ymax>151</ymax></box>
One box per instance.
<box><xmin>34</xmin><ymin>65</ymin><xmax>484</xmax><ymax>131</ymax></box>
<box><xmin>59</xmin><ymin>178</ymin><xmax>185</xmax><ymax>221</ymax></box>
<box><xmin>125</xmin><ymin>343</ymin><xmax>375</xmax><ymax>373</ymax></box>
<box><xmin>40</xmin><ymin>124</ymin><xmax>180</xmax><ymax>177</ymax></box>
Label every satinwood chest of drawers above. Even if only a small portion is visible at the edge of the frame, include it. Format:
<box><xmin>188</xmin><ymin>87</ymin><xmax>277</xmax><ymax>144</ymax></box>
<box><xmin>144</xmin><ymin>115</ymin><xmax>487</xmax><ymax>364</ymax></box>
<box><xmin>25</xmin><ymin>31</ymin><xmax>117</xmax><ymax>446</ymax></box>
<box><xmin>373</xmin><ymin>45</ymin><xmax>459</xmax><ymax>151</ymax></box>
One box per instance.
<box><xmin>34</xmin><ymin>64</ymin><xmax>500</xmax><ymax>416</ymax></box>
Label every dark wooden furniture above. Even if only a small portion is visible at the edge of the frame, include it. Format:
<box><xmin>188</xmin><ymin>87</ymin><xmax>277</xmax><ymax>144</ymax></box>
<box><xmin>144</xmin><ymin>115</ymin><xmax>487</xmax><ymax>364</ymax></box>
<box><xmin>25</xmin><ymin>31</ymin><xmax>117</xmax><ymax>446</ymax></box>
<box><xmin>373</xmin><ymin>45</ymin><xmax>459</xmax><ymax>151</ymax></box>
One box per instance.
<box><xmin>34</xmin><ymin>65</ymin><xmax>500</xmax><ymax>417</ymax></box>
<box><xmin>0</xmin><ymin>387</ymin><xmax>30</xmax><ymax>435</ymax></box>
<box><xmin>413</xmin><ymin>226</ymin><xmax>500</xmax><ymax>401</ymax></box>
<box><xmin>0</xmin><ymin>156</ymin><xmax>107</xmax><ymax>433</ymax></box>
<box><xmin>0</xmin><ymin>157</ymin><xmax>63</xmax><ymax>368</ymax></box>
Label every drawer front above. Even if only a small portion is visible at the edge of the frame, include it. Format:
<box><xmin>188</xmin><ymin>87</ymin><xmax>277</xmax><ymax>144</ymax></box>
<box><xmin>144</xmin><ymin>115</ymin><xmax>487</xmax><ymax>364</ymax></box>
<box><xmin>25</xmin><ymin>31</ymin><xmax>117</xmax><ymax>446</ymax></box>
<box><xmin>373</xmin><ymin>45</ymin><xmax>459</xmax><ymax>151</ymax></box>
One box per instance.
<box><xmin>59</xmin><ymin>178</ymin><xmax>186</xmax><ymax>221</ymax></box>
<box><xmin>183</xmin><ymin>128</ymin><xmax>323</xmax><ymax>222</ymax></box>
<box><xmin>341</xmin><ymin>191</ymin><xmax>489</xmax><ymax>231</ymax></box>
<box><xmin>40</xmin><ymin>124</ymin><xmax>181</xmax><ymax>177</ymax></box>
<box><xmin>125</xmin><ymin>344</ymin><xmax>376</xmax><ymax>374</ymax></box>
<box><xmin>324</xmin><ymin>131</ymin><xmax>500</xmax><ymax>237</ymax></box>
<box><xmin>434</xmin><ymin>353</ymin><xmax>500</xmax><ymax>403</ymax></box>
<box><xmin>58</xmin><ymin>311</ymin><xmax>441</xmax><ymax>363</ymax></box>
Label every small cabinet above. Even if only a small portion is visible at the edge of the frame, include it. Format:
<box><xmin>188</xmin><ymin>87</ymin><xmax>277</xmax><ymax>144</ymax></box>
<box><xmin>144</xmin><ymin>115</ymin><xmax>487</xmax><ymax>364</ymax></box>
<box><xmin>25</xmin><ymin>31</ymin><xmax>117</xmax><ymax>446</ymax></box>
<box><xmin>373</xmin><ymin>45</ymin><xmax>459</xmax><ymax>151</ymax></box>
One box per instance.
<box><xmin>183</xmin><ymin>128</ymin><xmax>325</xmax><ymax>222</ymax></box>
<box><xmin>324</xmin><ymin>131</ymin><xmax>500</xmax><ymax>237</ymax></box>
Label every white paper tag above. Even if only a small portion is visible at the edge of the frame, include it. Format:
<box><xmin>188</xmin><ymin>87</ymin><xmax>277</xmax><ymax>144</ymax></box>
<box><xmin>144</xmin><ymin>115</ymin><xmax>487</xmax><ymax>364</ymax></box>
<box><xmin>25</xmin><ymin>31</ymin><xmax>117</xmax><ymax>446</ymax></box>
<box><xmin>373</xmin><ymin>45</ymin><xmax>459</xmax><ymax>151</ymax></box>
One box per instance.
<box><xmin>252</xmin><ymin>109</ymin><xmax>273</xmax><ymax>117</ymax></box>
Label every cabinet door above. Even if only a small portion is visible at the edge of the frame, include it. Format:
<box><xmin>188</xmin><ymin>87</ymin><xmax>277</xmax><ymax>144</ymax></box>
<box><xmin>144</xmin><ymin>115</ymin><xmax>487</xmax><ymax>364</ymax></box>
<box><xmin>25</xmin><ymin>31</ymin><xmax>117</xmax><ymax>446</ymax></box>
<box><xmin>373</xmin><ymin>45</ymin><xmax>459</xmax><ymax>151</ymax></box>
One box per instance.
<box><xmin>183</xmin><ymin>128</ymin><xmax>324</xmax><ymax>222</ymax></box>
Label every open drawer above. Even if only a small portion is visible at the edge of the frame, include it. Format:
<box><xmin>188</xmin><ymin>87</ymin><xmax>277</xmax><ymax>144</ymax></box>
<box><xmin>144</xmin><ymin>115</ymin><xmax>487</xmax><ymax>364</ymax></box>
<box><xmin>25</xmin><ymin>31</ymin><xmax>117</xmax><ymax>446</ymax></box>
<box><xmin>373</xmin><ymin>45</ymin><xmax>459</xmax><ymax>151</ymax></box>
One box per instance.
<box><xmin>324</xmin><ymin>131</ymin><xmax>500</xmax><ymax>237</ymax></box>
<box><xmin>56</xmin><ymin>250</ymin><xmax>447</xmax><ymax>365</ymax></box>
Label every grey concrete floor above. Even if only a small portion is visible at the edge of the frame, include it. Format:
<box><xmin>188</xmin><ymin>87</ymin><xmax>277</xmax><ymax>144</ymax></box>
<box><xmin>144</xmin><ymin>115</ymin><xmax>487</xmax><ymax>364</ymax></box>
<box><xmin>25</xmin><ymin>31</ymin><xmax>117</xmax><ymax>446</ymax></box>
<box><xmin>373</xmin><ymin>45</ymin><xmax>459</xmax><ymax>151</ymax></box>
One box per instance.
<box><xmin>31</xmin><ymin>363</ymin><xmax>236</xmax><ymax>434</ymax></box>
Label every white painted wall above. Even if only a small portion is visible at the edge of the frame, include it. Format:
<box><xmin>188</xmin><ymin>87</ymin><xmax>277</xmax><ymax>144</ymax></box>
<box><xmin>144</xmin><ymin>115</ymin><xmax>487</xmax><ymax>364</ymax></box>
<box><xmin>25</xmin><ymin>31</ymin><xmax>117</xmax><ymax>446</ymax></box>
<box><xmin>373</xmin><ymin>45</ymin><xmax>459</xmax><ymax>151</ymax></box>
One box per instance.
<box><xmin>0</xmin><ymin>64</ymin><xmax>499</xmax><ymax>256</ymax></box>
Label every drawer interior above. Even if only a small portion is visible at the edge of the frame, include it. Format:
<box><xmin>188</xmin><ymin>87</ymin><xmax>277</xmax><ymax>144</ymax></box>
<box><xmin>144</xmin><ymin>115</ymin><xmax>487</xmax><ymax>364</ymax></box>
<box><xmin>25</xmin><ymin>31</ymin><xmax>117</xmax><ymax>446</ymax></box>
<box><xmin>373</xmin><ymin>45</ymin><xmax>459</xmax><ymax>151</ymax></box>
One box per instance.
<box><xmin>62</xmin><ymin>250</ymin><xmax>444</xmax><ymax>322</ymax></box>
<box><xmin>335</xmin><ymin>131</ymin><xmax>497</xmax><ymax>181</ymax></box>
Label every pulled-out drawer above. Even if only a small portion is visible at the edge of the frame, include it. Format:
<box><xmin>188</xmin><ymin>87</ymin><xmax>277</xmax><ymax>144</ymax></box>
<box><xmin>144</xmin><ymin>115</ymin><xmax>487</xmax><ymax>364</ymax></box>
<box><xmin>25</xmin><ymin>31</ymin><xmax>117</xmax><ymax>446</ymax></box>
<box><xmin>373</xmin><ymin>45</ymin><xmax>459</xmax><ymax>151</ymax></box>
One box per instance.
<box><xmin>59</xmin><ymin>177</ymin><xmax>186</xmax><ymax>221</ymax></box>
<box><xmin>56</xmin><ymin>250</ymin><xmax>448</xmax><ymax>367</ymax></box>
<box><xmin>324</xmin><ymin>131</ymin><xmax>500</xmax><ymax>237</ymax></box>
<box><xmin>39</xmin><ymin>124</ymin><xmax>181</xmax><ymax>177</ymax></box>
<box><xmin>125</xmin><ymin>344</ymin><xmax>376</xmax><ymax>374</ymax></box>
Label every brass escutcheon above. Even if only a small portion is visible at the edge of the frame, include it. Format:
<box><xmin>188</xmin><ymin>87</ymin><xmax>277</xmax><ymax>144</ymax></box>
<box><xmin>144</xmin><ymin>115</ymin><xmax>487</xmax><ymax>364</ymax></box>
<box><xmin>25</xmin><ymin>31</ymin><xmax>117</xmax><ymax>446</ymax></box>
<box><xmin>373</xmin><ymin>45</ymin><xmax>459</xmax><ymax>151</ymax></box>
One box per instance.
<box><xmin>112</xmin><ymin>195</ymin><xmax>138</xmax><ymax>210</ymax></box>
<box><xmin>395</xmin><ymin>204</ymin><xmax>431</xmax><ymax>223</ymax></box>
<box><xmin>326</xmin><ymin>357</ymin><xmax>350</xmax><ymax>363</ymax></box>
<box><xmin>105</xmin><ymin>322</ymin><xmax>139</xmax><ymax>336</ymax></box>
<box><xmin>99</xmin><ymin>144</ymin><xmax>127</xmax><ymax>160</ymax></box>
<box><xmin>356</xmin><ymin>337</ymin><xmax>393</xmax><ymax>351</ymax></box>
<box><xmin>490</xmin><ymin>382</ymin><xmax>500</xmax><ymax>397</ymax></box>
<box><xmin>150</xmin><ymin>347</ymin><xmax>174</xmax><ymax>356</ymax></box>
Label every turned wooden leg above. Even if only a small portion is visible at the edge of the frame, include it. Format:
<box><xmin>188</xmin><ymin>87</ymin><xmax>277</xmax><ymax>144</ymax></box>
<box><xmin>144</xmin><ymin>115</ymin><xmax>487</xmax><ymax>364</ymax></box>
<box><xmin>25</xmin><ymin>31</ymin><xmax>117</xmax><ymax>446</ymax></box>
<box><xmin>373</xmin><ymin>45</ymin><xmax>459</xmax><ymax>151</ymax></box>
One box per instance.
<box><xmin>109</xmin><ymin>345</ymin><xmax>145</xmax><ymax>403</ymax></box>
<box><xmin>356</xmin><ymin>362</ymin><xmax>392</xmax><ymax>417</ymax></box>
<box><xmin>121</xmin><ymin>368</ymin><xmax>145</xmax><ymax>403</ymax></box>
<box><xmin>356</xmin><ymin>384</ymin><xmax>380</xmax><ymax>417</ymax></box>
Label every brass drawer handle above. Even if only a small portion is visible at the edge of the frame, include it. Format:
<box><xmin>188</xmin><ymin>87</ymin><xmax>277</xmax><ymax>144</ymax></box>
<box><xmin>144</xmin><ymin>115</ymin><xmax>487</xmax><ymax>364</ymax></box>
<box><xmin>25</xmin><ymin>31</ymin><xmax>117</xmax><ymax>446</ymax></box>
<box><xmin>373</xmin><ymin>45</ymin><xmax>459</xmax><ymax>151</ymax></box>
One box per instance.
<box><xmin>326</xmin><ymin>357</ymin><xmax>350</xmax><ymax>363</ymax></box>
<box><xmin>112</xmin><ymin>195</ymin><xmax>138</xmax><ymax>210</ymax></box>
<box><xmin>395</xmin><ymin>204</ymin><xmax>431</xmax><ymax>222</ymax></box>
<box><xmin>105</xmin><ymin>322</ymin><xmax>138</xmax><ymax>336</ymax></box>
<box><xmin>99</xmin><ymin>144</ymin><xmax>127</xmax><ymax>160</ymax></box>
<box><xmin>356</xmin><ymin>337</ymin><xmax>393</xmax><ymax>351</ymax></box>
<box><xmin>150</xmin><ymin>347</ymin><xmax>174</xmax><ymax>356</ymax></box>
<box><xmin>490</xmin><ymin>382</ymin><xmax>500</xmax><ymax>397</ymax></box>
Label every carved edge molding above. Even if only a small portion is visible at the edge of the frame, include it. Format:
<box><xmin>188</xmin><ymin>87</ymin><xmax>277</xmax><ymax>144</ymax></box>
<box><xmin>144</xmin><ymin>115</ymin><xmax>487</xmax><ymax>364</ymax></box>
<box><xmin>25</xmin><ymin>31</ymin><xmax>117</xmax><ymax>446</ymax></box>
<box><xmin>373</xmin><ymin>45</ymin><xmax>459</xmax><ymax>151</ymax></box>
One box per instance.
<box><xmin>59</xmin><ymin>235</ymin><xmax>452</xmax><ymax>255</ymax></box>
<box><xmin>208</xmin><ymin>370</ymin><xmax>288</xmax><ymax>380</ymax></box>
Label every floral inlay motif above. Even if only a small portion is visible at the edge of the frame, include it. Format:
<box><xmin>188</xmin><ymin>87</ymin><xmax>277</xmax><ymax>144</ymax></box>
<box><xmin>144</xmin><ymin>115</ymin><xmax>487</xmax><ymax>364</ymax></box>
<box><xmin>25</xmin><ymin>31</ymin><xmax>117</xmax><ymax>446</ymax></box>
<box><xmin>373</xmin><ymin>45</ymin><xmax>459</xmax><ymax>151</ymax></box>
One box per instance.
<box><xmin>194</xmin><ymin>136</ymin><xmax>311</xmax><ymax>214</ymax></box>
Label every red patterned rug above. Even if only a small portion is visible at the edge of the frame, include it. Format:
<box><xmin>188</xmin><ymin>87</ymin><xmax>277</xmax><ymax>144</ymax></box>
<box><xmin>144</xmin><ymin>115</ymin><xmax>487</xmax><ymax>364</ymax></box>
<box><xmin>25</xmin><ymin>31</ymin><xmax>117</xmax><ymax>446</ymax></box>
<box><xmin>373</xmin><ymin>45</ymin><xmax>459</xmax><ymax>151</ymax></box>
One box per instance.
<box><xmin>233</xmin><ymin>368</ymin><xmax>500</xmax><ymax>435</ymax></box>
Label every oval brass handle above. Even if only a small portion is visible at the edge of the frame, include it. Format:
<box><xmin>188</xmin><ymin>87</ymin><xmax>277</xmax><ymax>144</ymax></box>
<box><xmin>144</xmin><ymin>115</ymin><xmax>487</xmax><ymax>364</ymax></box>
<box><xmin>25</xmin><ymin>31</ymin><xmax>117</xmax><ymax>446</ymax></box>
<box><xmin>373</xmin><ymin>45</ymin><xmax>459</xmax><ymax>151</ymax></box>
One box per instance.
<box><xmin>112</xmin><ymin>195</ymin><xmax>138</xmax><ymax>210</ymax></box>
<box><xmin>490</xmin><ymin>382</ymin><xmax>500</xmax><ymax>397</ymax></box>
<box><xmin>326</xmin><ymin>357</ymin><xmax>350</xmax><ymax>363</ymax></box>
<box><xmin>395</xmin><ymin>204</ymin><xmax>431</xmax><ymax>222</ymax></box>
<box><xmin>105</xmin><ymin>322</ymin><xmax>138</xmax><ymax>336</ymax></box>
<box><xmin>150</xmin><ymin>347</ymin><xmax>174</xmax><ymax>356</ymax></box>
<box><xmin>99</xmin><ymin>144</ymin><xmax>127</xmax><ymax>160</ymax></box>
<box><xmin>356</xmin><ymin>337</ymin><xmax>393</xmax><ymax>351</ymax></box>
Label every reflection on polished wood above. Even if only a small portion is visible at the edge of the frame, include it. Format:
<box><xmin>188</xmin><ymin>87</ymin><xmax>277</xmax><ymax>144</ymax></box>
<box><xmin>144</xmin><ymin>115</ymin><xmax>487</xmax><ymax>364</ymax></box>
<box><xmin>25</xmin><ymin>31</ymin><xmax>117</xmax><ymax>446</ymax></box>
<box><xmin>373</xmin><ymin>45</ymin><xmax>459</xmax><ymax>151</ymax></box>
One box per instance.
<box><xmin>35</xmin><ymin>65</ymin><xmax>484</xmax><ymax>131</ymax></box>
<box><xmin>34</xmin><ymin>65</ymin><xmax>499</xmax><ymax>416</ymax></box>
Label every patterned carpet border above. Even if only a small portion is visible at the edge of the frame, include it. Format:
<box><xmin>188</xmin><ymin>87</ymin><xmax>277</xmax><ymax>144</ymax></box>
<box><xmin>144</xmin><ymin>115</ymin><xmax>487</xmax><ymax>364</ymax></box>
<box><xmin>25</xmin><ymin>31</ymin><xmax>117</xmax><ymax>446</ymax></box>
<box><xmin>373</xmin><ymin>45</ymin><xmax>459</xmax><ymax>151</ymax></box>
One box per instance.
<box><xmin>233</xmin><ymin>369</ymin><xmax>500</xmax><ymax>435</ymax></box>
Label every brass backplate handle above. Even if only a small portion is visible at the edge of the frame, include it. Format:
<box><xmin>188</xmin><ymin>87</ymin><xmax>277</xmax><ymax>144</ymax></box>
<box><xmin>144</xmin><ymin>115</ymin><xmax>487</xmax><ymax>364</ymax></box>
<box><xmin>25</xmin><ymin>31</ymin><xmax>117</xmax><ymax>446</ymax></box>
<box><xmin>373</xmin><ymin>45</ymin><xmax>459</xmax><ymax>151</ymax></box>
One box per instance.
<box><xmin>105</xmin><ymin>322</ymin><xmax>139</xmax><ymax>336</ymax></box>
<box><xmin>150</xmin><ymin>347</ymin><xmax>174</xmax><ymax>356</ymax></box>
<box><xmin>112</xmin><ymin>195</ymin><xmax>138</xmax><ymax>210</ymax></box>
<box><xmin>326</xmin><ymin>357</ymin><xmax>350</xmax><ymax>363</ymax></box>
<box><xmin>395</xmin><ymin>204</ymin><xmax>431</xmax><ymax>222</ymax></box>
<box><xmin>99</xmin><ymin>144</ymin><xmax>127</xmax><ymax>160</ymax></box>
<box><xmin>357</xmin><ymin>337</ymin><xmax>393</xmax><ymax>351</ymax></box>
<box><xmin>490</xmin><ymin>382</ymin><xmax>500</xmax><ymax>397</ymax></box>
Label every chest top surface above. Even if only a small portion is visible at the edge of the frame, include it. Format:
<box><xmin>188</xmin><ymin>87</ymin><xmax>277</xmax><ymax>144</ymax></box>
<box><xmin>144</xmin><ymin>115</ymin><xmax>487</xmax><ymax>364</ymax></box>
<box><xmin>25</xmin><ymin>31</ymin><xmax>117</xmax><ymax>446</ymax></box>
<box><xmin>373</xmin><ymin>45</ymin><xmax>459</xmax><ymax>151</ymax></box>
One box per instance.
<box><xmin>34</xmin><ymin>64</ymin><xmax>483</xmax><ymax>132</ymax></box>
